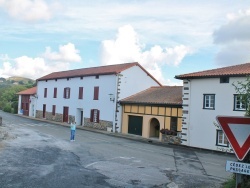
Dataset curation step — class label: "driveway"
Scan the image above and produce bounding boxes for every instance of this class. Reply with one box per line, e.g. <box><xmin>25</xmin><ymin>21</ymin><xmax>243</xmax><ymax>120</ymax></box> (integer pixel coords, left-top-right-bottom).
<box><xmin>0</xmin><ymin>111</ymin><xmax>236</xmax><ymax>187</ymax></box>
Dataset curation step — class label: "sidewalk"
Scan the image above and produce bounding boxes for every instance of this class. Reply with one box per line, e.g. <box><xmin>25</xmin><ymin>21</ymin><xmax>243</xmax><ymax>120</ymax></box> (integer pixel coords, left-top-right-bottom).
<box><xmin>15</xmin><ymin>114</ymin><xmax>173</xmax><ymax>147</ymax></box>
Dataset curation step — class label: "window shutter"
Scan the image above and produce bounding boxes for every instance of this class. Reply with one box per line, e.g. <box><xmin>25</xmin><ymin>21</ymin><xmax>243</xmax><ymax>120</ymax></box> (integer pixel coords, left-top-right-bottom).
<box><xmin>64</xmin><ymin>88</ymin><xmax>66</xmax><ymax>98</ymax></box>
<box><xmin>94</xmin><ymin>87</ymin><xmax>99</xmax><ymax>100</ymax></box>
<box><xmin>97</xmin><ymin>110</ymin><xmax>100</xmax><ymax>123</ymax></box>
<box><xmin>44</xmin><ymin>88</ymin><xmax>47</xmax><ymax>98</ymax></box>
<box><xmin>68</xmin><ymin>88</ymin><xmax>71</xmax><ymax>98</ymax></box>
<box><xmin>90</xmin><ymin>109</ymin><xmax>94</xmax><ymax>122</ymax></box>
<box><xmin>54</xmin><ymin>88</ymin><xmax>57</xmax><ymax>98</ymax></box>
<box><xmin>79</xmin><ymin>87</ymin><xmax>83</xmax><ymax>99</ymax></box>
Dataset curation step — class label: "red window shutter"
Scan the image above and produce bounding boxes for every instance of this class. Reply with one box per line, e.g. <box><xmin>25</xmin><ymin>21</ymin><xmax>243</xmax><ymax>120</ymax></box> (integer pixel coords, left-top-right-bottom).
<box><xmin>64</xmin><ymin>88</ymin><xmax>66</xmax><ymax>98</ymax></box>
<box><xmin>94</xmin><ymin>87</ymin><xmax>99</xmax><ymax>100</ymax></box>
<box><xmin>90</xmin><ymin>109</ymin><xmax>94</xmax><ymax>122</ymax></box>
<box><xmin>54</xmin><ymin>88</ymin><xmax>57</xmax><ymax>98</ymax></box>
<box><xmin>79</xmin><ymin>87</ymin><xmax>83</xmax><ymax>99</ymax></box>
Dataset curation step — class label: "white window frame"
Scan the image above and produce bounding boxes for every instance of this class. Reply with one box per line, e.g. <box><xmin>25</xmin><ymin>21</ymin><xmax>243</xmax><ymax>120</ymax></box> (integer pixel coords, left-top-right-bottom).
<box><xmin>93</xmin><ymin>109</ymin><xmax>98</xmax><ymax>123</ymax></box>
<box><xmin>234</xmin><ymin>94</ymin><xmax>246</xmax><ymax>111</ymax></box>
<box><xmin>203</xmin><ymin>94</ymin><xmax>215</xmax><ymax>109</ymax></box>
<box><xmin>216</xmin><ymin>130</ymin><xmax>229</xmax><ymax>147</ymax></box>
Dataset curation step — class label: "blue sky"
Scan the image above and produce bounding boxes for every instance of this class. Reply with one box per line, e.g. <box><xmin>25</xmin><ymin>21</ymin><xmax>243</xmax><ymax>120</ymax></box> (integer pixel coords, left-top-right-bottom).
<box><xmin>0</xmin><ymin>0</ymin><xmax>250</xmax><ymax>85</ymax></box>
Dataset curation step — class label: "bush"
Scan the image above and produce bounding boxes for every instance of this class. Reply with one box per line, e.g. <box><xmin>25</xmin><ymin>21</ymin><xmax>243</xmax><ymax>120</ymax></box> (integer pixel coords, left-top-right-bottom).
<box><xmin>222</xmin><ymin>177</ymin><xmax>235</xmax><ymax>188</ymax></box>
<box><xmin>3</xmin><ymin>105</ymin><xmax>11</xmax><ymax>113</ymax></box>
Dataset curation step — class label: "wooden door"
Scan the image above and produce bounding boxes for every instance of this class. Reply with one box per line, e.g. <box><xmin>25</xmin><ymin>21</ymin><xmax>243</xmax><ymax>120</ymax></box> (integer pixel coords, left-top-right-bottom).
<box><xmin>128</xmin><ymin>115</ymin><xmax>143</xmax><ymax>136</ymax></box>
<box><xmin>63</xmin><ymin>106</ymin><xmax>69</xmax><ymax>122</ymax></box>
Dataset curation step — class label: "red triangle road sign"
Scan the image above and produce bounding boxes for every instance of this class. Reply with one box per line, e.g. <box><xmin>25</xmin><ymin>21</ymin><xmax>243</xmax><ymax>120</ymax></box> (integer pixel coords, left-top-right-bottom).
<box><xmin>216</xmin><ymin>116</ymin><xmax>250</xmax><ymax>161</ymax></box>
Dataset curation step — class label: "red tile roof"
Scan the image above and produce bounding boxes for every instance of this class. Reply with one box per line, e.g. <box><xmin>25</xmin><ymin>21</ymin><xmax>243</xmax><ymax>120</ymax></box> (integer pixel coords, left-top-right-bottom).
<box><xmin>37</xmin><ymin>62</ymin><xmax>162</xmax><ymax>85</ymax></box>
<box><xmin>17</xmin><ymin>87</ymin><xmax>37</xmax><ymax>95</ymax></box>
<box><xmin>175</xmin><ymin>62</ymin><xmax>250</xmax><ymax>79</ymax></box>
<box><xmin>120</xmin><ymin>86</ymin><xmax>182</xmax><ymax>105</ymax></box>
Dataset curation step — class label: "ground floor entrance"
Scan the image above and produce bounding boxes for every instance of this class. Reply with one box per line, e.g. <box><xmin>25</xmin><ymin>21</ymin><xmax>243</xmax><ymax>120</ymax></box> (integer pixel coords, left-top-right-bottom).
<box><xmin>128</xmin><ymin>115</ymin><xmax>143</xmax><ymax>136</ymax></box>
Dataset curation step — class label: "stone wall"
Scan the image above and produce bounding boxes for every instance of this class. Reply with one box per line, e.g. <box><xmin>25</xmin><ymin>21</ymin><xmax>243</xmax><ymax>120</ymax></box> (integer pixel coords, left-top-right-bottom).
<box><xmin>36</xmin><ymin>110</ymin><xmax>64</xmax><ymax>123</ymax></box>
<box><xmin>84</xmin><ymin>118</ymin><xmax>112</xmax><ymax>130</ymax></box>
<box><xmin>162</xmin><ymin>134</ymin><xmax>181</xmax><ymax>144</ymax></box>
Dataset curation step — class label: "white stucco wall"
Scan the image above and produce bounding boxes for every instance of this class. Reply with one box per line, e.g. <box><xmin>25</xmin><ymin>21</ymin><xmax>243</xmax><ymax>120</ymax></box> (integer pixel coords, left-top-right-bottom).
<box><xmin>186</xmin><ymin>77</ymin><xmax>246</xmax><ymax>151</ymax></box>
<box><xmin>37</xmin><ymin>74</ymin><xmax>117</xmax><ymax>125</ymax></box>
<box><xmin>36</xmin><ymin>65</ymin><xmax>161</xmax><ymax>131</ymax></box>
<box><xmin>114</xmin><ymin>65</ymin><xmax>161</xmax><ymax>132</ymax></box>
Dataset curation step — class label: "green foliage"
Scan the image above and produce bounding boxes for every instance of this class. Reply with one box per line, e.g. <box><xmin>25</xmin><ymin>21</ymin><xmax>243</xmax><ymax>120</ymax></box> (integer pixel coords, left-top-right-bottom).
<box><xmin>3</xmin><ymin>104</ymin><xmax>11</xmax><ymax>113</ymax></box>
<box><xmin>0</xmin><ymin>85</ymin><xmax>27</xmax><ymax>113</ymax></box>
<box><xmin>232</xmin><ymin>76</ymin><xmax>250</xmax><ymax>116</ymax></box>
<box><xmin>222</xmin><ymin>178</ymin><xmax>235</xmax><ymax>188</ymax></box>
<box><xmin>232</xmin><ymin>76</ymin><xmax>250</xmax><ymax>187</ymax></box>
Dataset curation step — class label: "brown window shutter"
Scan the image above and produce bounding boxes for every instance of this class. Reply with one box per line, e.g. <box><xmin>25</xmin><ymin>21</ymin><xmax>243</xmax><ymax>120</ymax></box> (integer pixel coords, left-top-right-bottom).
<box><xmin>52</xmin><ymin>105</ymin><xmax>56</xmax><ymax>115</ymax></box>
<box><xmin>94</xmin><ymin>87</ymin><xmax>99</xmax><ymax>100</ymax></box>
<box><xmin>44</xmin><ymin>88</ymin><xmax>47</xmax><ymax>98</ymax></box>
<box><xmin>90</xmin><ymin>109</ymin><xmax>94</xmax><ymax>122</ymax></box>
<box><xmin>54</xmin><ymin>88</ymin><xmax>57</xmax><ymax>98</ymax></box>
<box><xmin>97</xmin><ymin>110</ymin><xmax>100</xmax><ymax>123</ymax></box>
<box><xmin>79</xmin><ymin>87</ymin><xmax>83</xmax><ymax>99</ymax></box>
<box><xmin>68</xmin><ymin>88</ymin><xmax>71</xmax><ymax>98</ymax></box>
<box><xmin>64</xmin><ymin>88</ymin><xmax>66</xmax><ymax>98</ymax></box>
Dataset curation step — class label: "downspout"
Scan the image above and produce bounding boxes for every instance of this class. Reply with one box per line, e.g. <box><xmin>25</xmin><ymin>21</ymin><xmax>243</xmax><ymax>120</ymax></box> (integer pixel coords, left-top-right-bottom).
<box><xmin>187</xmin><ymin>79</ymin><xmax>191</xmax><ymax>146</ymax></box>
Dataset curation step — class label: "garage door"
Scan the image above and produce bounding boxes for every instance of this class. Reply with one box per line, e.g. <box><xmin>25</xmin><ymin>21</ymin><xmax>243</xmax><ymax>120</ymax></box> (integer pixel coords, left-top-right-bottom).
<box><xmin>128</xmin><ymin>115</ymin><xmax>143</xmax><ymax>136</ymax></box>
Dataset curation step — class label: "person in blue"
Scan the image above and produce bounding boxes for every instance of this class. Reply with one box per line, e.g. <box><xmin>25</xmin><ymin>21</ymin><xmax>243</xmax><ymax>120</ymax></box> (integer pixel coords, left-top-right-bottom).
<box><xmin>70</xmin><ymin>121</ymin><xmax>76</xmax><ymax>141</ymax></box>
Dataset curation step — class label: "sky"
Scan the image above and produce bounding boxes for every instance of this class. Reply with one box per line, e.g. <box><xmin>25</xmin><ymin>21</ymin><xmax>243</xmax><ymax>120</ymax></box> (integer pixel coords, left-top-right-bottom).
<box><xmin>0</xmin><ymin>0</ymin><xmax>250</xmax><ymax>85</ymax></box>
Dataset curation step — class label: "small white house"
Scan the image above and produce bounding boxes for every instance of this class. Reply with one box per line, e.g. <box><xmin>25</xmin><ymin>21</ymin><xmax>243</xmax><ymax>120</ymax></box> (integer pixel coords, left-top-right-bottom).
<box><xmin>175</xmin><ymin>62</ymin><xmax>249</xmax><ymax>152</ymax></box>
<box><xmin>17</xmin><ymin>86</ymin><xmax>37</xmax><ymax>117</ymax></box>
<box><xmin>36</xmin><ymin>62</ymin><xmax>161</xmax><ymax>132</ymax></box>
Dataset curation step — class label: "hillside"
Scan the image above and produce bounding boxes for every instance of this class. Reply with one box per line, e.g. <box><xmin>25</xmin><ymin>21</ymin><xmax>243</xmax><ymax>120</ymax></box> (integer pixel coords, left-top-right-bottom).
<box><xmin>0</xmin><ymin>76</ymin><xmax>36</xmax><ymax>87</ymax></box>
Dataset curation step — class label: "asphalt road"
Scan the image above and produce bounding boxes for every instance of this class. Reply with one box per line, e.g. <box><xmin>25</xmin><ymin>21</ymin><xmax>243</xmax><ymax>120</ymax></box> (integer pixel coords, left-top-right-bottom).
<box><xmin>0</xmin><ymin>111</ymin><xmax>236</xmax><ymax>188</ymax></box>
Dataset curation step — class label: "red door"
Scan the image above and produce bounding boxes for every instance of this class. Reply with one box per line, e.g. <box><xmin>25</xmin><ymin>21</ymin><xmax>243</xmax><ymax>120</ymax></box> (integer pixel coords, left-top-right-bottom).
<box><xmin>63</xmin><ymin>107</ymin><xmax>69</xmax><ymax>122</ymax></box>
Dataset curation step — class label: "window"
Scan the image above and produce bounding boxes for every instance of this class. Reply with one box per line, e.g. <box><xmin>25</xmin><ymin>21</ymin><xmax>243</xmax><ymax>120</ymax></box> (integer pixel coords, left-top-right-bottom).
<box><xmin>53</xmin><ymin>88</ymin><xmax>57</xmax><ymax>98</ymax></box>
<box><xmin>64</xmin><ymin>87</ymin><xmax>70</xmax><ymax>99</ymax></box>
<box><xmin>79</xmin><ymin>87</ymin><xmax>83</xmax><ymax>99</ymax></box>
<box><xmin>95</xmin><ymin>75</ymin><xmax>99</xmax><ymax>79</ymax></box>
<box><xmin>220</xmin><ymin>77</ymin><xmax>229</xmax><ymax>83</ymax></box>
<box><xmin>52</xmin><ymin>105</ymin><xmax>56</xmax><ymax>115</ymax></box>
<box><xmin>170</xmin><ymin>117</ymin><xmax>177</xmax><ymax>132</ymax></box>
<box><xmin>44</xmin><ymin>88</ymin><xmax>47</xmax><ymax>98</ymax></box>
<box><xmin>203</xmin><ymin>94</ymin><xmax>215</xmax><ymax>109</ymax></box>
<box><xmin>93</xmin><ymin>86</ymin><xmax>99</xmax><ymax>100</ymax></box>
<box><xmin>216</xmin><ymin>130</ymin><xmax>229</xmax><ymax>147</ymax></box>
<box><xmin>234</xmin><ymin>94</ymin><xmax>246</xmax><ymax>111</ymax></box>
<box><xmin>90</xmin><ymin>109</ymin><xmax>100</xmax><ymax>123</ymax></box>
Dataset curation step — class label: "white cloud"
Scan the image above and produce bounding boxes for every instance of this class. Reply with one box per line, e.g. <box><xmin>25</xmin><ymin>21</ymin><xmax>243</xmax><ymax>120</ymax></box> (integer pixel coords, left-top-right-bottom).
<box><xmin>101</xmin><ymin>25</ymin><xmax>191</xmax><ymax>84</ymax></box>
<box><xmin>0</xmin><ymin>43</ymin><xmax>82</xmax><ymax>79</ymax></box>
<box><xmin>43</xmin><ymin>43</ymin><xmax>81</xmax><ymax>62</ymax></box>
<box><xmin>213</xmin><ymin>8</ymin><xmax>250</xmax><ymax>65</ymax></box>
<box><xmin>0</xmin><ymin>0</ymin><xmax>59</xmax><ymax>22</ymax></box>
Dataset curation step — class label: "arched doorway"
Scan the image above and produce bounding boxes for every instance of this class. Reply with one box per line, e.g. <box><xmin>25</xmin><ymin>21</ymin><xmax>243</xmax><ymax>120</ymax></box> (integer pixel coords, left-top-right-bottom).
<box><xmin>149</xmin><ymin>118</ymin><xmax>160</xmax><ymax>138</ymax></box>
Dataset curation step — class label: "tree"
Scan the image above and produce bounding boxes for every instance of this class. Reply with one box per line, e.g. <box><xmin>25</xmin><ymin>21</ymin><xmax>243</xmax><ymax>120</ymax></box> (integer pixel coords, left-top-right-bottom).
<box><xmin>233</xmin><ymin>76</ymin><xmax>250</xmax><ymax>187</ymax></box>
<box><xmin>0</xmin><ymin>85</ymin><xmax>26</xmax><ymax>112</ymax></box>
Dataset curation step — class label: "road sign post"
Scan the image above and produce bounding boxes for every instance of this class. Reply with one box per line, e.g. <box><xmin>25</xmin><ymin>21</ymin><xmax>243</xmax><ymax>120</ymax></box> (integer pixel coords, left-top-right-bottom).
<box><xmin>217</xmin><ymin>116</ymin><xmax>250</xmax><ymax>188</ymax></box>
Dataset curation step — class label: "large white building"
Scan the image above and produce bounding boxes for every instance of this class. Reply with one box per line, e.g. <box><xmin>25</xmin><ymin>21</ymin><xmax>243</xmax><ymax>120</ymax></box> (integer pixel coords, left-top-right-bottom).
<box><xmin>35</xmin><ymin>62</ymin><xmax>161</xmax><ymax>132</ymax></box>
<box><xmin>175</xmin><ymin>63</ymin><xmax>249</xmax><ymax>152</ymax></box>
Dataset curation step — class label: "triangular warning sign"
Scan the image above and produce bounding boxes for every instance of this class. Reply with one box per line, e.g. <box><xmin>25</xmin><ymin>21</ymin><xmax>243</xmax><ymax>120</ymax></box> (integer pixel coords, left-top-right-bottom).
<box><xmin>216</xmin><ymin>116</ymin><xmax>250</xmax><ymax>161</ymax></box>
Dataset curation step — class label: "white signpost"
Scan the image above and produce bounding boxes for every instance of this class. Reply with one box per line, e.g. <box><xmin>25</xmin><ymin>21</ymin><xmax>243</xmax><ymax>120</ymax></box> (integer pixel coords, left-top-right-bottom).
<box><xmin>226</xmin><ymin>161</ymin><xmax>250</xmax><ymax>176</ymax></box>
